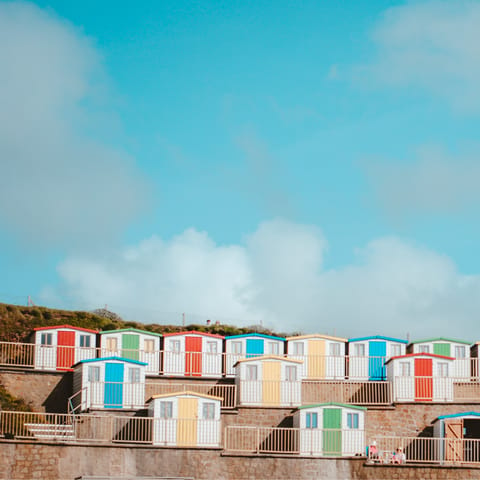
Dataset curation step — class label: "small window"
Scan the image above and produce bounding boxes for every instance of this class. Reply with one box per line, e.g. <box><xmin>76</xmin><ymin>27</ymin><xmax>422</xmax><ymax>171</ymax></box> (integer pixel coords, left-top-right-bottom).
<box><xmin>400</xmin><ymin>362</ymin><xmax>410</xmax><ymax>376</ymax></box>
<box><xmin>354</xmin><ymin>344</ymin><xmax>365</xmax><ymax>357</ymax></box>
<box><xmin>106</xmin><ymin>337</ymin><xmax>118</xmax><ymax>352</ymax></box>
<box><xmin>286</xmin><ymin>365</ymin><xmax>297</xmax><ymax>382</ymax></box>
<box><xmin>207</xmin><ymin>341</ymin><xmax>218</xmax><ymax>353</ymax></box>
<box><xmin>391</xmin><ymin>344</ymin><xmax>402</xmax><ymax>357</ymax></box>
<box><xmin>455</xmin><ymin>346</ymin><xmax>466</xmax><ymax>358</ymax></box>
<box><xmin>160</xmin><ymin>401</ymin><xmax>173</xmax><ymax>419</ymax></box>
<box><xmin>306</xmin><ymin>412</ymin><xmax>318</xmax><ymax>429</ymax></box>
<box><xmin>246</xmin><ymin>365</ymin><xmax>258</xmax><ymax>381</ymax></box>
<box><xmin>329</xmin><ymin>343</ymin><xmax>340</xmax><ymax>356</ymax></box>
<box><xmin>203</xmin><ymin>402</ymin><xmax>215</xmax><ymax>419</ymax></box>
<box><xmin>144</xmin><ymin>339</ymin><xmax>154</xmax><ymax>353</ymax></box>
<box><xmin>88</xmin><ymin>366</ymin><xmax>100</xmax><ymax>382</ymax></box>
<box><xmin>347</xmin><ymin>413</ymin><xmax>359</xmax><ymax>429</ymax></box>
<box><xmin>293</xmin><ymin>343</ymin><xmax>304</xmax><ymax>356</ymax></box>
<box><xmin>41</xmin><ymin>333</ymin><xmax>53</xmax><ymax>346</ymax></box>
<box><xmin>268</xmin><ymin>342</ymin><xmax>279</xmax><ymax>355</ymax></box>
<box><xmin>419</xmin><ymin>345</ymin><xmax>430</xmax><ymax>353</ymax></box>
<box><xmin>80</xmin><ymin>335</ymin><xmax>91</xmax><ymax>348</ymax></box>
<box><xmin>129</xmin><ymin>368</ymin><xmax>140</xmax><ymax>383</ymax></box>
<box><xmin>232</xmin><ymin>341</ymin><xmax>242</xmax><ymax>354</ymax></box>
<box><xmin>438</xmin><ymin>362</ymin><xmax>449</xmax><ymax>377</ymax></box>
<box><xmin>171</xmin><ymin>340</ymin><xmax>181</xmax><ymax>352</ymax></box>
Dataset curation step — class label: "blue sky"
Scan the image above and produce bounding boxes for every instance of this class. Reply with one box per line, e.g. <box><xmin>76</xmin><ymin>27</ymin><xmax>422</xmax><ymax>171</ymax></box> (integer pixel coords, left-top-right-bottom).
<box><xmin>1</xmin><ymin>0</ymin><xmax>480</xmax><ymax>338</ymax></box>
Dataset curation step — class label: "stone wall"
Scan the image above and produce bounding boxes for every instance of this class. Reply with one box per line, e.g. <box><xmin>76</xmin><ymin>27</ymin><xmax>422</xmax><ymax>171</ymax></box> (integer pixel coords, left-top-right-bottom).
<box><xmin>1</xmin><ymin>441</ymin><xmax>480</xmax><ymax>480</ymax></box>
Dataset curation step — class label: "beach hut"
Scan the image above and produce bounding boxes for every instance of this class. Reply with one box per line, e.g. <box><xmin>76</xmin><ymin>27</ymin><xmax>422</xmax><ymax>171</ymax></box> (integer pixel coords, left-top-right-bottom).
<box><xmin>162</xmin><ymin>331</ymin><xmax>224</xmax><ymax>378</ymax></box>
<box><xmin>433</xmin><ymin>412</ymin><xmax>480</xmax><ymax>463</ymax></box>
<box><xmin>99</xmin><ymin>328</ymin><xmax>161</xmax><ymax>375</ymax></box>
<box><xmin>386</xmin><ymin>353</ymin><xmax>455</xmax><ymax>402</ymax></box>
<box><xmin>32</xmin><ymin>325</ymin><xmax>97</xmax><ymax>371</ymax></box>
<box><xmin>408</xmin><ymin>338</ymin><xmax>472</xmax><ymax>379</ymax></box>
<box><xmin>224</xmin><ymin>333</ymin><xmax>286</xmax><ymax>376</ymax></box>
<box><xmin>286</xmin><ymin>334</ymin><xmax>347</xmax><ymax>380</ymax></box>
<box><xmin>347</xmin><ymin>335</ymin><xmax>408</xmax><ymax>381</ymax></box>
<box><xmin>234</xmin><ymin>355</ymin><xmax>303</xmax><ymax>407</ymax></box>
<box><xmin>293</xmin><ymin>403</ymin><xmax>366</xmax><ymax>457</ymax></box>
<box><xmin>147</xmin><ymin>391</ymin><xmax>222</xmax><ymax>447</ymax></box>
<box><xmin>72</xmin><ymin>357</ymin><xmax>147</xmax><ymax>411</ymax></box>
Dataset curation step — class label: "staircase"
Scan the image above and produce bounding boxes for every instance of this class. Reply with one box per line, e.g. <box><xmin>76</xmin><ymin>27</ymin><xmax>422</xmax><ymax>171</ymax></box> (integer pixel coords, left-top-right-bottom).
<box><xmin>25</xmin><ymin>422</ymin><xmax>75</xmax><ymax>441</ymax></box>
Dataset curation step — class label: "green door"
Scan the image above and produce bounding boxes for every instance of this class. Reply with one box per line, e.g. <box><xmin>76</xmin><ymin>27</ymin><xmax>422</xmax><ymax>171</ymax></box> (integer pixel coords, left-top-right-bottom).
<box><xmin>323</xmin><ymin>408</ymin><xmax>342</xmax><ymax>456</ymax></box>
<box><xmin>122</xmin><ymin>334</ymin><xmax>140</xmax><ymax>360</ymax></box>
<box><xmin>433</xmin><ymin>343</ymin><xmax>451</xmax><ymax>357</ymax></box>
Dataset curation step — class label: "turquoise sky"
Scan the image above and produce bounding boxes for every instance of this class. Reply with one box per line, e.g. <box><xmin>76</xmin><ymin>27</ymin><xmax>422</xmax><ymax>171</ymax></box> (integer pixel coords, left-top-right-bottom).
<box><xmin>1</xmin><ymin>0</ymin><xmax>480</xmax><ymax>338</ymax></box>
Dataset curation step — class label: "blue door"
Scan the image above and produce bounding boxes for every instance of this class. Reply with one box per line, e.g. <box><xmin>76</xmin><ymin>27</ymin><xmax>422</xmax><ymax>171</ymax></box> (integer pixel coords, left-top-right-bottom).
<box><xmin>246</xmin><ymin>338</ymin><xmax>264</xmax><ymax>358</ymax></box>
<box><xmin>368</xmin><ymin>341</ymin><xmax>386</xmax><ymax>380</ymax></box>
<box><xmin>104</xmin><ymin>362</ymin><xmax>124</xmax><ymax>408</ymax></box>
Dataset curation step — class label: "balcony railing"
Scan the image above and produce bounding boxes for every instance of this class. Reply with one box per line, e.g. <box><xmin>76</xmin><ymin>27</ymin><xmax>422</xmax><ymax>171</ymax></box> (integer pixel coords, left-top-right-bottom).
<box><xmin>237</xmin><ymin>380</ymin><xmax>302</xmax><ymax>407</ymax></box>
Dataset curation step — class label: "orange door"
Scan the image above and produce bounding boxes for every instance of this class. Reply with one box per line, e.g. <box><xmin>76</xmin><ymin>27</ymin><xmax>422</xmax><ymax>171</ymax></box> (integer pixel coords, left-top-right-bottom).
<box><xmin>414</xmin><ymin>358</ymin><xmax>433</xmax><ymax>401</ymax></box>
<box><xmin>57</xmin><ymin>331</ymin><xmax>75</xmax><ymax>370</ymax></box>
<box><xmin>445</xmin><ymin>420</ymin><xmax>463</xmax><ymax>462</ymax></box>
<box><xmin>185</xmin><ymin>337</ymin><xmax>202</xmax><ymax>376</ymax></box>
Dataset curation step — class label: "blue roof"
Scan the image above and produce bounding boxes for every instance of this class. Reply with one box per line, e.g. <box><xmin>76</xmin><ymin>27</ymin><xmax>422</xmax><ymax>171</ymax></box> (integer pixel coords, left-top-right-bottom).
<box><xmin>74</xmin><ymin>356</ymin><xmax>148</xmax><ymax>366</ymax></box>
<box><xmin>225</xmin><ymin>333</ymin><xmax>286</xmax><ymax>341</ymax></box>
<box><xmin>435</xmin><ymin>412</ymin><xmax>480</xmax><ymax>421</ymax></box>
<box><xmin>348</xmin><ymin>335</ymin><xmax>408</xmax><ymax>344</ymax></box>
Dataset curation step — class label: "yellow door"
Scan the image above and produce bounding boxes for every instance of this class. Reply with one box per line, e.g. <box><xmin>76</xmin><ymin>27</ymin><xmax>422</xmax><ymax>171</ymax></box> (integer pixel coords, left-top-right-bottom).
<box><xmin>308</xmin><ymin>340</ymin><xmax>325</xmax><ymax>379</ymax></box>
<box><xmin>177</xmin><ymin>397</ymin><xmax>197</xmax><ymax>446</ymax></box>
<box><xmin>263</xmin><ymin>361</ymin><xmax>281</xmax><ymax>405</ymax></box>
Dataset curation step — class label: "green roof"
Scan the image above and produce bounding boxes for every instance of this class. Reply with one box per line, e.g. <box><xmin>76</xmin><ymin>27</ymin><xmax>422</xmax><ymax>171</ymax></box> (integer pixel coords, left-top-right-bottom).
<box><xmin>409</xmin><ymin>337</ymin><xmax>471</xmax><ymax>346</ymax></box>
<box><xmin>297</xmin><ymin>402</ymin><xmax>367</xmax><ymax>411</ymax></box>
<box><xmin>99</xmin><ymin>327</ymin><xmax>162</xmax><ymax>337</ymax></box>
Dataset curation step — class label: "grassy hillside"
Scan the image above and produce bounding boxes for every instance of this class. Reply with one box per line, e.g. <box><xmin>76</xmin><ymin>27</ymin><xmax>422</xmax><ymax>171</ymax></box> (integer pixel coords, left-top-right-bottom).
<box><xmin>0</xmin><ymin>303</ymin><xmax>295</xmax><ymax>342</ymax></box>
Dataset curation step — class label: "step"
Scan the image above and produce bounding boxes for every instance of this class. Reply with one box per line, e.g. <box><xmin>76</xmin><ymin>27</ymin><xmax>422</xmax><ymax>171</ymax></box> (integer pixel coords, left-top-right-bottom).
<box><xmin>25</xmin><ymin>422</ymin><xmax>75</xmax><ymax>440</ymax></box>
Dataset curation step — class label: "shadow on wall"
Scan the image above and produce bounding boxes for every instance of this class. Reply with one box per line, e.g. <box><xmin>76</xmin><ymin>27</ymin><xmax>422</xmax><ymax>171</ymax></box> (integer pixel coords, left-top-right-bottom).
<box><xmin>43</xmin><ymin>373</ymin><xmax>73</xmax><ymax>413</ymax></box>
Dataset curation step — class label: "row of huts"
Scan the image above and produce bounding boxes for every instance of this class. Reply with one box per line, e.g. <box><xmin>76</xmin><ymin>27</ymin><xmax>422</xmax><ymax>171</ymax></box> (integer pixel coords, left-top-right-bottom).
<box><xmin>30</xmin><ymin>325</ymin><xmax>476</xmax><ymax>381</ymax></box>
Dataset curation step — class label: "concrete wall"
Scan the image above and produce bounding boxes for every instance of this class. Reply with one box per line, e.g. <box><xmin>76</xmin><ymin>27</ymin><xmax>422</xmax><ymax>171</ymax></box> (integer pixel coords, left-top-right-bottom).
<box><xmin>1</xmin><ymin>442</ymin><xmax>480</xmax><ymax>480</ymax></box>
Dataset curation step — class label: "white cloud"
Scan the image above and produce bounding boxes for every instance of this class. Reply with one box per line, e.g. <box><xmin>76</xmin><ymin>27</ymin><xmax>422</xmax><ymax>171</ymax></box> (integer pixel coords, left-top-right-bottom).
<box><xmin>46</xmin><ymin>219</ymin><xmax>480</xmax><ymax>339</ymax></box>
<box><xmin>0</xmin><ymin>2</ymin><xmax>148</xmax><ymax>247</ymax></box>
<box><xmin>364</xmin><ymin>0</ymin><xmax>480</xmax><ymax>111</ymax></box>
<box><xmin>362</xmin><ymin>145</ymin><xmax>480</xmax><ymax>217</ymax></box>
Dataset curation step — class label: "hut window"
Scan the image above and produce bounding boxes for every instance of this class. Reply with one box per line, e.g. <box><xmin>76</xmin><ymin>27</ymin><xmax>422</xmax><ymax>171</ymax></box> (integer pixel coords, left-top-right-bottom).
<box><xmin>293</xmin><ymin>343</ymin><xmax>304</xmax><ymax>356</ymax></box>
<box><xmin>354</xmin><ymin>344</ymin><xmax>365</xmax><ymax>357</ymax></box>
<box><xmin>455</xmin><ymin>346</ymin><xmax>466</xmax><ymax>358</ymax></box>
<box><xmin>144</xmin><ymin>339</ymin><xmax>154</xmax><ymax>353</ymax></box>
<box><xmin>106</xmin><ymin>337</ymin><xmax>118</xmax><ymax>352</ymax></box>
<box><xmin>207</xmin><ymin>341</ymin><xmax>218</xmax><ymax>353</ymax></box>
<box><xmin>400</xmin><ymin>362</ymin><xmax>410</xmax><ymax>376</ymax></box>
<box><xmin>246</xmin><ymin>365</ymin><xmax>258</xmax><ymax>381</ymax></box>
<box><xmin>128</xmin><ymin>368</ymin><xmax>140</xmax><ymax>383</ymax></box>
<box><xmin>203</xmin><ymin>402</ymin><xmax>215</xmax><ymax>420</ymax></box>
<box><xmin>391</xmin><ymin>344</ymin><xmax>402</xmax><ymax>357</ymax></box>
<box><xmin>347</xmin><ymin>413</ymin><xmax>359</xmax><ymax>429</ymax></box>
<box><xmin>88</xmin><ymin>366</ymin><xmax>100</xmax><ymax>382</ymax></box>
<box><xmin>80</xmin><ymin>335</ymin><xmax>91</xmax><ymax>348</ymax></box>
<box><xmin>329</xmin><ymin>343</ymin><xmax>340</xmax><ymax>356</ymax></box>
<box><xmin>232</xmin><ymin>342</ymin><xmax>242</xmax><ymax>354</ymax></box>
<box><xmin>40</xmin><ymin>333</ymin><xmax>53</xmax><ymax>346</ymax></box>
<box><xmin>171</xmin><ymin>340</ymin><xmax>181</xmax><ymax>352</ymax></box>
<box><xmin>419</xmin><ymin>345</ymin><xmax>430</xmax><ymax>353</ymax></box>
<box><xmin>267</xmin><ymin>342</ymin><xmax>279</xmax><ymax>355</ymax></box>
<box><xmin>160</xmin><ymin>401</ymin><xmax>173</xmax><ymax>419</ymax></box>
<box><xmin>438</xmin><ymin>363</ymin><xmax>449</xmax><ymax>377</ymax></box>
<box><xmin>306</xmin><ymin>412</ymin><xmax>318</xmax><ymax>429</ymax></box>
<box><xmin>286</xmin><ymin>365</ymin><xmax>297</xmax><ymax>382</ymax></box>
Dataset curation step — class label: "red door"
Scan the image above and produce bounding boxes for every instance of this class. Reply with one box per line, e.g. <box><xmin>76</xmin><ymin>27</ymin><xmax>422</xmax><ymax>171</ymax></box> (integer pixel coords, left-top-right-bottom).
<box><xmin>415</xmin><ymin>358</ymin><xmax>433</xmax><ymax>401</ymax></box>
<box><xmin>57</xmin><ymin>331</ymin><xmax>76</xmax><ymax>370</ymax></box>
<box><xmin>185</xmin><ymin>336</ymin><xmax>202</xmax><ymax>376</ymax></box>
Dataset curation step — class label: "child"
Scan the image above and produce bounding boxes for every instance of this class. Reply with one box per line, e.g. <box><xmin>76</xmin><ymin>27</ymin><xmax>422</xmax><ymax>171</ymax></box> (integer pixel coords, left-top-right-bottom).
<box><xmin>392</xmin><ymin>446</ymin><xmax>406</xmax><ymax>464</ymax></box>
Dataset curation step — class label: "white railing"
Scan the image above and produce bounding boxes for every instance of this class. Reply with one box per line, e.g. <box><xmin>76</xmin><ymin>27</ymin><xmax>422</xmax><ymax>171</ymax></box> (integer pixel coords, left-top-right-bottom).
<box><xmin>224</xmin><ymin>425</ymin><xmax>365</xmax><ymax>456</ymax></box>
<box><xmin>238</xmin><ymin>380</ymin><xmax>302</xmax><ymax>407</ymax></box>
<box><xmin>0</xmin><ymin>342</ymin><xmax>35</xmax><ymax>368</ymax></box>
<box><xmin>145</xmin><ymin>382</ymin><xmax>236</xmax><ymax>409</ymax></box>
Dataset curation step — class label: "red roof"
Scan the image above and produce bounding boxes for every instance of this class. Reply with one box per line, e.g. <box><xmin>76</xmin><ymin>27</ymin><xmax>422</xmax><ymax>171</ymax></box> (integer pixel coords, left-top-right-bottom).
<box><xmin>34</xmin><ymin>324</ymin><xmax>98</xmax><ymax>334</ymax></box>
<box><xmin>386</xmin><ymin>352</ymin><xmax>454</xmax><ymax>364</ymax></box>
<box><xmin>162</xmin><ymin>330</ymin><xmax>224</xmax><ymax>339</ymax></box>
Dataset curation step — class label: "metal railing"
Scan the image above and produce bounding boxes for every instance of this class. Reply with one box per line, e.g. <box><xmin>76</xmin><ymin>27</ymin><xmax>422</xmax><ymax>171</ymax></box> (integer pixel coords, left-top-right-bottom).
<box><xmin>224</xmin><ymin>425</ymin><xmax>366</xmax><ymax>456</ymax></box>
<box><xmin>145</xmin><ymin>382</ymin><xmax>236</xmax><ymax>409</ymax></box>
<box><xmin>0</xmin><ymin>341</ymin><xmax>35</xmax><ymax>368</ymax></box>
<box><xmin>238</xmin><ymin>380</ymin><xmax>302</xmax><ymax>407</ymax></box>
<box><xmin>371</xmin><ymin>436</ymin><xmax>480</xmax><ymax>465</ymax></box>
